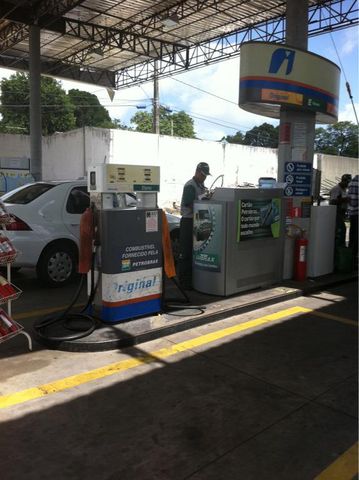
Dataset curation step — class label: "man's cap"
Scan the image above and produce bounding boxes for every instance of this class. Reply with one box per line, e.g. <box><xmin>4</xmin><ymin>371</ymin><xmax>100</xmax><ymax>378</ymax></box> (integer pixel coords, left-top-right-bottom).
<box><xmin>341</xmin><ymin>174</ymin><xmax>352</xmax><ymax>183</ymax></box>
<box><xmin>196</xmin><ymin>162</ymin><xmax>211</xmax><ymax>176</ymax></box>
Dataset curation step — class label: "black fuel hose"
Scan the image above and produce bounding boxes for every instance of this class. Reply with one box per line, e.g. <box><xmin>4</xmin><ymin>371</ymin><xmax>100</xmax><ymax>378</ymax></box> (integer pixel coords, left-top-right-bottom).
<box><xmin>33</xmin><ymin>267</ymin><xmax>98</xmax><ymax>342</ymax></box>
<box><xmin>162</xmin><ymin>276</ymin><xmax>206</xmax><ymax>316</ymax></box>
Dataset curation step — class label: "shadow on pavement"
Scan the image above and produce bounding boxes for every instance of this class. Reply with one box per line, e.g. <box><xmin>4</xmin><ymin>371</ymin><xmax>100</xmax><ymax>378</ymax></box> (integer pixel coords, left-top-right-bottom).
<box><xmin>1</xmin><ymin>298</ymin><xmax>358</xmax><ymax>480</ymax></box>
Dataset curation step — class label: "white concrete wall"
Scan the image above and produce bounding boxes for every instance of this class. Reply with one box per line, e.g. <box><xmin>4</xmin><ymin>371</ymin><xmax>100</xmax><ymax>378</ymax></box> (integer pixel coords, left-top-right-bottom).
<box><xmin>84</xmin><ymin>127</ymin><xmax>112</xmax><ymax>167</ymax></box>
<box><xmin>315</xmin><ymin>153</ymin><xmax>359</xmax><ymax>183</ymax></box>
<box><xmin>42</xmin><ymin>129</ymin><xmax>85</xmax><ymax>180</ymax></box>
<box><xmin>2</xmin><ymin>128</ymin><xmax>357</xmax><ymax>207</ymax></box>
<box><xmin>0</xmin><ymin>133</ymin><xmax>30</xmax><ymax>158</ymax></box>
<box><xmin>87</xmin><ymin>129</ymin><xmax>278</xmax><ymax>207</ymax></box>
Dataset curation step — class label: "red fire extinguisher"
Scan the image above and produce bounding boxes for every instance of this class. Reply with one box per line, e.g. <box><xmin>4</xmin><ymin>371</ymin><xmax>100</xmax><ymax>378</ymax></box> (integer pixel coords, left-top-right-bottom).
<box><xmin>294</xmin><ymin>230</ymin><xmax>308</xmax><ymax>282</ymax></box>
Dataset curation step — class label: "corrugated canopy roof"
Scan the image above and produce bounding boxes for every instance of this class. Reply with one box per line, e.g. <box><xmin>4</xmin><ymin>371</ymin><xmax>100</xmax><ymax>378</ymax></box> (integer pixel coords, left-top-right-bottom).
<box><xmin>0</xmin><ymin>0</ymin><xmax>357</xmax><ymax>89</ymax></box>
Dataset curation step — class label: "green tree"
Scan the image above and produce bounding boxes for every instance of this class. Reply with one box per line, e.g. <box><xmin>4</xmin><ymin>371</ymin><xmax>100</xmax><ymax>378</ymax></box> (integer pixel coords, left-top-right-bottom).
<box><xmin>112</xmin><ymin>118</ymin><xmax>131</xmax><ymax>130</ymax></box>
<box><xmin>0</xmin><ymin>73</ymin><xmax>76</xmax><ymax>135</ymax></box>
<box><xmin>224</xmin><ymin>131</ymin><xmax>245</xmax><ymax>144</ymax></box>
<box><xmin>68</xmin><ymin>89</ymin><xmax>115</xmax><ymax>128</ymax></box>
<box><xmin>243</xmin><ymin>123</ymin><xmax>279</xmax><ymax>148</ymax></box>
<box><xmin>224</xmin><ymin>123</ymin><xmax>279</xmax><ymax>147</ymax></box>
<box><xmin>314</xmin><ymin>121</ymin><xmax>358</xmax><ymax>158</ymax></box>
<box><xmin>130</xmin><ymin>110</ymin><xmax>153</xmax><ymax>133</ymax></box>
<box><xmin>130</xmin><ymin>107</ymin><xmax>196</xmax><ymax>138</ymax></box>
<box><xmin>170</xmin><ymin>110</ymin><xmax>196</xmax><ymax>138</ymax></box>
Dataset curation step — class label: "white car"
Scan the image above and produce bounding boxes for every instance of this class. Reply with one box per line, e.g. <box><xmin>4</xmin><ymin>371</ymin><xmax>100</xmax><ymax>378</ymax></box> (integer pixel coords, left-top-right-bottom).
<box><xmin>1</xmin><ymin>181</ymin><xmax>180</xmax><ymax>287</ymax></box>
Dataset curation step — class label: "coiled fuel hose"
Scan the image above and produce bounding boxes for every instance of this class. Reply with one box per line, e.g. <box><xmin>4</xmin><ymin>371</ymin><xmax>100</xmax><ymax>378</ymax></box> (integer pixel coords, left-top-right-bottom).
<box><xmin>33</xmin><ymin>268</ymin><xmax>98</xmax><ymax>343</ymax></box>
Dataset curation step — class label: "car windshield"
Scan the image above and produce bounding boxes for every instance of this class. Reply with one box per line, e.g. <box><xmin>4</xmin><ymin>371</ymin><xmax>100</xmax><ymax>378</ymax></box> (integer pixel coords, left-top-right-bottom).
<box><xmin>2</xmin><ymin>183</ymin><xmax>56</xmax><ymax>204</ymax></box>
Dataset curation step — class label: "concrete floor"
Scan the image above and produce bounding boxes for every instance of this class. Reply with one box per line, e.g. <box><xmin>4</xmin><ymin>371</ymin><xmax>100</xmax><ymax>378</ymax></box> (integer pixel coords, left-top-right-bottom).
<box><xmin>4</xmin><ymin>267</ymin><xmax>356</xmax><ymax>352</ymax></box>
<box><xmin>0</xmin><ymin>275</ymin><xmax>357</xmax><ymax>480</ymax></box>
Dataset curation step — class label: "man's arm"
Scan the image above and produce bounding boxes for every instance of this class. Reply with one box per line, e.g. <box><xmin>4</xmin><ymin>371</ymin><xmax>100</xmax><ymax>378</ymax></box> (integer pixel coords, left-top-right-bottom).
<box><xmin>329</xmin><ymin>185</ymin><xmax>348</xmax><ymax>205</ymax></box>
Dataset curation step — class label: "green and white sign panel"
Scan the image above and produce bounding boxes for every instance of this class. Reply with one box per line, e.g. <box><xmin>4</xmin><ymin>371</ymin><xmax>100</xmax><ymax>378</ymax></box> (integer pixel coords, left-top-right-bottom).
<box><xmin>193</xmin><ymin>203</ymin><xmax>223</xmax><ymax>271</ymax></box>
<box><xmin>237</xmin><ymin>198</ymin><xmax>281</xmax><ymax>241</ymax></box>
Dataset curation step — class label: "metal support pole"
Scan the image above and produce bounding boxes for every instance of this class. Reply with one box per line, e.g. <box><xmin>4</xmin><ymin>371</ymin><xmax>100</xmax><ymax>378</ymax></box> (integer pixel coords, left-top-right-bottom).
<box><xmin>278</xmin><ymin>0</ymin><xmax>315</xmax><ymax>219</ymax></box>
<box><xmin>29</xmin><ymin>25</ymin><xmax>42</xmax><ymax>181</ymax></box>
<box><xmin>286</xmin><ymin>0</ymin><xmax>308</xmax><ymax>49</ymax></box>
<box><xmin>83</xmin><ymin>126</ymin><xmax>87</xmax><ymax>176</ymax></box>
<box><xmin>153</xmin><ymin>60</ymin><xmax>160</xmax><ymax>134</ymax></box>
<box><xmin>278</xmin><ymin>0</ymin><xmax>317</xmax><ymax>278</ymax></box>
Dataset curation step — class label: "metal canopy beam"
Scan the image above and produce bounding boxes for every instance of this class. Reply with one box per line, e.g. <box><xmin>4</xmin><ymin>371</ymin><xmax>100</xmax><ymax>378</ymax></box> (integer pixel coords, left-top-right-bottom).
<box><xmin>0</xmin><ymin>1</ymin><xmax>65</xmax><ymax>32</ymax></box>
<box><xmin>0</xmin><ymin>0</ymin><xmax>84</xmax><ymax>53</ymax></box>
<box><xmin>0</xmin><ymin>0</ymin><xmax>356</xmax><ymax>90</ymax></box>
<box><xmin>125</xmin><ymin>0</ymin><xmax>230</xmax><ymax>36</ymax></box>
<box><xmin>115</xmin><ymin>0</ymin><xmax>359</xmax><ymax>88</ymax></box>
<box><xmin>63</xmin><ymin>18</ymin><xmax>189</xmax><ymax>65</ymax></box>
<box><xmin>0</xmin><ymin>55</ymin><xmax>116</xmax><ymax>88</ymax></box>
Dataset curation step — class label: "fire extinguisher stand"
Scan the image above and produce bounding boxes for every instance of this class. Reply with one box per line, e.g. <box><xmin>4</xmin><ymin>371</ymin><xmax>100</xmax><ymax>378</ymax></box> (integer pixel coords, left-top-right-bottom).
<box><xmin>294</xmin><ymin>229</ymin><xmax>308</xmax><ymax>282</ymax></box>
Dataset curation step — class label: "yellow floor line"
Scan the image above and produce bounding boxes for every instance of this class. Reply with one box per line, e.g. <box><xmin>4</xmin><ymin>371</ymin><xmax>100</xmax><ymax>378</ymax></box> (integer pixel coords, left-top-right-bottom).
<box><xmin>313</xmin><ymin>442</ymin><xmax>358</xmax><ymax>480</ymax></box>
<box><xmin>12</xmin><ymin>304</ymin><xmax>84</xmax><ymax>321</ymax></box>
<box><xmin>0</xmin><ymin>305</ymin><xmax>307</xmax><ymax>409</ymax></box>
<box><xmin>310</xmin><ymin>310</ymin><xmax>358</xmax><ymax>327</ymax></box>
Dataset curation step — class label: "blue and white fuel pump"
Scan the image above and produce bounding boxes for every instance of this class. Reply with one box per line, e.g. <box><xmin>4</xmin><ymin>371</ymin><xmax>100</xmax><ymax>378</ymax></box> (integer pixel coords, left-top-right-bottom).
<box><xmin>88</xmin><ymin>163</ymin><xmax>163</xmax><ymax>323</ymax></box>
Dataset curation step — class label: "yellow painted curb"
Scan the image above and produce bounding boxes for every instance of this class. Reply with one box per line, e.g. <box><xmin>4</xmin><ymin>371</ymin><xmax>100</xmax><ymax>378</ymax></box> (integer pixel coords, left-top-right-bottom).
<box><xmin>0</xmin><ymin>305</ymin><xmax>307</xmax><ymax>409</ymax></box>
<box><xmin>314</xmin><ymin>442</ymin><xmax>358</xmax><ymax>480</ymax></box>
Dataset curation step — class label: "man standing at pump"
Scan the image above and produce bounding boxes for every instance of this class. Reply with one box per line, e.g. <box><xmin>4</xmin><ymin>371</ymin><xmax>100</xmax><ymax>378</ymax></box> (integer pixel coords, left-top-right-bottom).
<box><xmin>347</xmin><ymin>174</ymin><xmax>358</xmax><ymax>268</ymax></box>
<box><xmin>329</xmin><ymin>173</ymin><xmax>352</xmax><ymax>248</ymax></box>
<box><xmin>178</xmin><ymin>162</ymin><xmax>211</xmax><ymax>290</ymax></box>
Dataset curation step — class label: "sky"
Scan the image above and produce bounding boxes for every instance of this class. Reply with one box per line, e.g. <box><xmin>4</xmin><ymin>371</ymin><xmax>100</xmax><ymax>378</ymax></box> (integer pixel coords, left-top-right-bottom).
<box><xmin>0</xmin><ymin>26</ymin><xmax>358</xmax><ymax>141</ymax></box>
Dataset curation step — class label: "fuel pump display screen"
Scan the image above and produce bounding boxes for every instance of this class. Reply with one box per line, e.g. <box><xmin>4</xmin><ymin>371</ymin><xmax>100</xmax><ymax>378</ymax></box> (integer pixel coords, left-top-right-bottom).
<box><xmin>88</xmin><ymin>164</ymin><xmax>160</xmax><ymax>193</ymax></box>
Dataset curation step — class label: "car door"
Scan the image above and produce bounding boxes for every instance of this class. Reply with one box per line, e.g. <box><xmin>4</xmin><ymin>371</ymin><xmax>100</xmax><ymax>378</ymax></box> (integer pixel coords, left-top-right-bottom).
<box><xmin>62</xmin><ymin>184</ymin><xmax>90</xmax><ymax>240</ymax></box>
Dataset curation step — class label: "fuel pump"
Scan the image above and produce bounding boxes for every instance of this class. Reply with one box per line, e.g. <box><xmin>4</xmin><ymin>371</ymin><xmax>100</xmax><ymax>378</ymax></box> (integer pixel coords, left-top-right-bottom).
<box><xmin>88</xmin><ymin>164</ymin><xmax>163</xmax><ymax>323</ymax></box>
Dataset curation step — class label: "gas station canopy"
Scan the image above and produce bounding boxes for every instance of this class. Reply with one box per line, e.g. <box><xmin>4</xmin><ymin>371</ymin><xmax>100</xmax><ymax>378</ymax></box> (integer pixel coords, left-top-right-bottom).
<box><xmin>0</xmin><ymin>0</ymin><xmax>357</xmax><ymax>89</ymax></box>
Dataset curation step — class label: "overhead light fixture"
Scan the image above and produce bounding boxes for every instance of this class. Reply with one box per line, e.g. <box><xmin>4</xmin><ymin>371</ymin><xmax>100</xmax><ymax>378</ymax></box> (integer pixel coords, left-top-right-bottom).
<box><xmin>92</xmin><ymin>47</ymin><xmax>104</xmax><ymax>57</ymax></box>
<box><xmin>161</xmin><ymin>13</ymin><xmax>179</xmax><ymax>28</ymax></box>
<box><xmin>89</xmin><ymin>46</ymin><xmax>105</xmax><ymax>59</ymax></box>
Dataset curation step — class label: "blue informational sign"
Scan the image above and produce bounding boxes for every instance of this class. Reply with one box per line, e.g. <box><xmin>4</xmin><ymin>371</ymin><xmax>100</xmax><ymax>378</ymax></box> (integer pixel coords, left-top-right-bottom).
<box><xmin>284</xmin><ymin>186</ymin><xmax>311</xmax><ymax>197</ymax></box>
<box><xmin>284</xmin><ymin>162</ymin><xmax>312</xmax><ymax>197</ymax></box>
<box><xmin>285</xmin><ymin>162</ymin><xmax>312</xmax><ymax>174</ymax></box>
<box><xmin>284</xmin><ymin>174</ymin><xmax>311</xmax><ymax>185</ymax></box>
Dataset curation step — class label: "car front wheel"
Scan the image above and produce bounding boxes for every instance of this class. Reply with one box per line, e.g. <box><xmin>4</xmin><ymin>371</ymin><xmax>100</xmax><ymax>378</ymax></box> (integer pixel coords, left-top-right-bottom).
<box><xmin>37</xmin><ymin>242</ymin><xmax>78</xmax><ymax>287</ymax></box>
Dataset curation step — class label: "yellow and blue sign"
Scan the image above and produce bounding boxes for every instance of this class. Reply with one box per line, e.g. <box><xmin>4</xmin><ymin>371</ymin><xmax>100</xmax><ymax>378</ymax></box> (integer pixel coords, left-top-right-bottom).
<box><xmin>239</xmin><ymin>42</ymin><xmax>340</xmax><ymax>124</ymax></box>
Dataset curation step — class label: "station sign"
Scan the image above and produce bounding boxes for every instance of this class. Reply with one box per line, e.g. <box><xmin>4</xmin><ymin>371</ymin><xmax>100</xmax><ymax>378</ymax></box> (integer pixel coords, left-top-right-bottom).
<box><xmin>239</xmin><ymin>42</ymin><xmax>340</xmax><ymax>124</ymax></box>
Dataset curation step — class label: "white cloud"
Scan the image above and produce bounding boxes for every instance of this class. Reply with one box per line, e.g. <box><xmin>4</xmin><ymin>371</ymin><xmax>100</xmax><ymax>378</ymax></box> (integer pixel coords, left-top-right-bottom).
<box><xmin>159</xmin><ymin>58</ymin><xmax>278</xmax><ymax>140</ymax></box>
<box><xmin>338</xmin><ymin>102</ymin><xmax>359</xmax><ymax>123</ymax></box>
<box><xmin>340</xmin><ymin>29</ymin><xmax>359</xmax><ymax>56</ymax></box>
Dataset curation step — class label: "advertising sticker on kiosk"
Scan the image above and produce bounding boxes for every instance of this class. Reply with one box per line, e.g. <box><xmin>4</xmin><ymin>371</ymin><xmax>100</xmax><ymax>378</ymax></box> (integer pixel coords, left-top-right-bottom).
<box><xmin>237</xmin><ymin>198</ymin><xmax>281</xmax><ymax>241</ymax></box>
<box><xmin>193</xmin><ymin>203</ymin><xmax>223</xmax><ymax>271</ymax></box>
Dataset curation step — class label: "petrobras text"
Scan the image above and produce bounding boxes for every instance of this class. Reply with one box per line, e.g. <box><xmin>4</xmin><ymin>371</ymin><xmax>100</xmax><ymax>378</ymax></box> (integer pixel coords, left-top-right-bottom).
<box><xmin>102</xmin><ymin>267</ymin><xmax>162</xmax><ymax>302</ymax></box>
